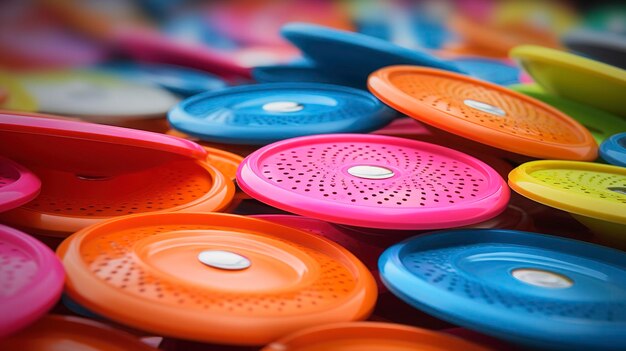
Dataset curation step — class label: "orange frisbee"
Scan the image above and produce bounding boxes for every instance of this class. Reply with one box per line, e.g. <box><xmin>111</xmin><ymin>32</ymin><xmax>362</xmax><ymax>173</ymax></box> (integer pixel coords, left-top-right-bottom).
<box><xmin>58</xmin><ymin>212</ymin><xmax>377</xmax><ymax>345</ymax></box>
<box><xmin>261</xmin><ymin>322</ymin><xmax>493</xmax><ymax>351</ymax></box>
<box><xmin>0</xmin><ymin>315</ymin><xmax>159</xmax><ymax>351</ymax></box>
<box><xmin>368</xmin><ymin>66</ymin><xmax>597</xmax><ymax>161</ymax></box>
<box><xmin>202</xmin><ymin>146</ymin><xmax>244</xmax><ymax>181</ymax></box>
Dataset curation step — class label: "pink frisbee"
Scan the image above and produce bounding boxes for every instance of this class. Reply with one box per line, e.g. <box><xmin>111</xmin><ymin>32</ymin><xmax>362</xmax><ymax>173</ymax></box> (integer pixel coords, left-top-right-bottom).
<box><xmin>237</xmin><ymin>134</ymin><xmax>509</xmax><ymax>230</ymax></box>
<box><xmin>0</xmin><ymin>156</ymin><xmax>41</xmax><ymax>212</ymax></box>
<box><xmin>0</xmin><ymin>224</ymin><xmax>64</xmax><ymax>337</ymax></box>
<box><xmin>0</xmin><ymin>113</ymin><xmax>207</xmax><ymax>178</ymax></box>
<box><xmin>117</xmin><ymin>28</ymin><xmax>251</xmax><ymax>79</ymax></box>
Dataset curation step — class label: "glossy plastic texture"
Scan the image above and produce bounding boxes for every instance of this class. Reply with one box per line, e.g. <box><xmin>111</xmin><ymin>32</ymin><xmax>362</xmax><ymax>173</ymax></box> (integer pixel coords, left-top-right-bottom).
<box><xmin>600</xmin><ymin>133</ymin><xmax>626</xmax><ymax>167</ymax></box>
<box><xmin>0</xmin><ymin>156</ymin><xmax>41</xmax><ymax>213</ymax></box>
<box><xmin>0</xmin><ymin>225</ymin><xmax>64</xmax><ymax>337</ymax></box>
<box><xmin>3</xmin><ymin>157</ymin><xmax>233</xmax><ymax>236</ymax></box>
<box><xmin>237</xmin><ymin>134</ymin><xmax>509</xmax><ymax>230</ymax></box>
<box><xmin>252</xmin><ymin>214</ymin><xmax>398</xmax><ymax>292</ymax></box>
<box><xmin>379</xmin><ymin>229</ymin><xmax>626</xmax><ymax>350</ymax></box>
<box><xmin>509</xmin><ymin>161</ymin><xmax>626</xmax><ymax>226</ymax></box>
<box><xmin>510</xmin><ymin>45</ymin><xmax>626</xmax><ymax>117</ymax></box>
<box><xmin>59</xmin><ymin>212</ymin><xmax>377</xmax><ymax>345</ymax></box>
<box><xmin>262</xmin><ymin>322</ymin><xmax>492</xmax><ymax>351</ymax></box>
<box><xmin>510</xmin><ymin>83</ymin><xmax>626</xmax><ymax>144</ymax></box>
<box><xmin>203</xmin><ymin>146</ymin><xmax>244</xmax><ymax>181</ymax></box>
<box><xmin>509</xmin><ymin>160</ymin><xmax>626</xmax><ymax>245</ymax></box>
<box><xmin>368</xmin><ymin>66</ymin><xmax>598</xmax><ymax>160</ymax></box>
<box><xmin>0</xmin><ymin>315</ymin><xmax>159</xmax><ymax>351</ymax></box>
<box><xmin>282</xmin><ymin>23</ymin><xmax>463</xmax><ymax>86</ymax></box>
<box><xmin>252</xmin><ymin>61</ymin><xmax>362</xmax><ymax>88</ymax></box>
<box><xmin>0</xmin><ymin>113</ymin><xmax>207</xmax><ymax>177</ymax></box>
<box><xmin>168</xmin><ymin>83</ymin><xmax>395</xmax><ymax>145</ymax></box>
<box><xmin>0</xmin><ymin>114</ymin><xmax>233</xmax><ymax>236</ymax></box>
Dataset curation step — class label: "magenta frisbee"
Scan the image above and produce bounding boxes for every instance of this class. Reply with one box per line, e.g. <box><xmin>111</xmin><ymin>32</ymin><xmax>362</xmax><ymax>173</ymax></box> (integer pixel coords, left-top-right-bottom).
<box><xmin>237</xmin><ymin>134</ymin><xmax>509</xmax><ymax>230</ymax></box>
<box><xmin>0</xmin><ymin>224</ymin><xmax>64</xmax><ymax>337</ymax></box>
<box><xmin>0</xmin><ymin>156</ymin><xmax>41</xmax><ymax>212</ymax></box>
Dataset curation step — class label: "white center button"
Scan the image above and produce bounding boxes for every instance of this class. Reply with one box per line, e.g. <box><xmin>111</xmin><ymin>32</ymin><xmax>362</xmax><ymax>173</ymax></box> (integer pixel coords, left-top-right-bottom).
<box><xmin>348</xmin><ymin>165</ymin><xmax>395</xmax><ymax>179</ymax></box>
<box><xmin>512</xmin><ymin>268</ymin><xmax>573</xmax><ymax>289</ymax></box>
<box><xmin>198</xmin><ymin>250</ymin><xmax>251</xmax><ymax>270</ymax></box>
<box><xmin>463</xmin><ymin>99</ymin><xmax>506</xmax><ymax>117</ymax></box>
<box><xmin>262</xmin><ymin>101</ymin><xmax>304</xmax><ymax>113</ymax></box>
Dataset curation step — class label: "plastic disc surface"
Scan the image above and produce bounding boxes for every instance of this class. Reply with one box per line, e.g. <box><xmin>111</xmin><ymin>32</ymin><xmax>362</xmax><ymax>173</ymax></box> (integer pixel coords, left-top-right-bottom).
<box><xmin>563</xmin><ymin>30</ymin><xmax>626</xmax><ymax>69</ymax></box>
<box><xmin>0</xmin><ymin>156</ymin><xmax>41</xmax><ymax>213</ymax></box>
<box><xmin>368</xmin><ymin>66</ymin><xmax>597</xmax><ymax>160</ymax></box>
<box><xmin>262</xmin><ymin>322</ymin><xmax>492</xmax><ymax>351</ymax></box>
<box><xmin>0</xmin><ymin>114</ymin><xmax>233</xmax><ymax>236</ymax></box>
<box><xmin>237</xmin><ymin>134</ymin><xmax>509</xmax><ymax>230</ymax></box>
<box><xmin>0</xmin><ymin>225</ymin><xmax>64</xmax><ymax>337</ymax></box>
<box><xmin>203</xmin><ymin>146</ymin><xmax>244</xmax><ymax>181</ymax></box>
<box><xmin>379</xmin><ymin>229</ymin><xmax>626</xmax><ymax>350</ymax></box>
<box><xmin>0</xmin><ymin>315</ymin><xmax>159</xmax><ymax>351</ymax></box>
<box><xmin>451</xmin><ymin>57</ymin><xmax>522</xmax><ymax>85</ymax></box>
<box><xmin>252</xmin><ymin>61</ymin><xmax>362</xmax><ymax>88</ymax></box>
<box><xmin>281</xmin><ymin>23</ymin><xmax>463</xmax><ymax>85</ymax></box>
<box><xmin>59</xmin><ymin>212</ymin><xmax>377</xmax><ymax>345</ymax></box>
<box><xmin>600</xmin><ymin>133</ymin><xmax>626</xmax><ymax>167</ymax></box>
<box><xmin>510</xmin><ymin>45</ymin><xmax>626</xmax><ymax>117</ymax></box>
<box><xmin>0</xmin><ymin>113</ymin><xmax>207</xmax><ymax>177</ymax></box>
<box><xmin>251</xmin><ymin>215</ymin><xmax>395</xmax><ymax>279</ymax></box>
<box><xmin>168</xmin><ymin>83</ymin><xmax>395</xmax><ymax>145</ymax></box>
<box><xmin>18</xmin><ymin>70</ymin><xmax>180</xmax><ymax>121</ymax></box>
<box><xmin>2</xmin><ymin>156</ymin><xmax>233</xmax><ymax>236</ymax></box>
<box><xmin>510</xmin><ymin>83</ymin><xmax>626</xmax><ymax>144</ymax></box>
<box><xmin>508</xmin><ymin>160</ymin><xmax>626</xmax><ymax>227</ymax></box>
<box><xmin>100</xmin><ymin>62</ymin><xmax>227</xmax><ymax>96</ymax></box>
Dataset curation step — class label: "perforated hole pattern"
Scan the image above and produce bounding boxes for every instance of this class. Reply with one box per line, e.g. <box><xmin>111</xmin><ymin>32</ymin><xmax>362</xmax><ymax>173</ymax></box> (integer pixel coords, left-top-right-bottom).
<box><xmin>25</xmin><ymin>161</ymin><xmax>213</xmax><ymax>216</ymax></box>
<box><xmin>0</xmin><ymin>241</ymin><xmax>38</xmax><ymax>297</ymax></box>
<box><xmin>80</xmin><ymin>224</ymin><xmax>358</xmax><ymax>316</ymax></box>
<box><xmin>390</xmin><ymin>72</ymin><xmax>585</xmax><ymax>143</ymax></box>
<box><xmin>259</xmin><ymin>141</ymin><xmax>490</xmax><ymax>208</ymax></box>
<box><xmin>530</xmin><ymin>169</ymin><xmax>626</xmax><ymax>204</ymax></box>
<box><xmin>183</xmin><ymin>91</ymin><xmax>377</xmax><ymax>126</ymax></box>
<box><xmin>402</xmin><ymin>244</ymin><xmax>625</xmax><ymax>322</ymax></box>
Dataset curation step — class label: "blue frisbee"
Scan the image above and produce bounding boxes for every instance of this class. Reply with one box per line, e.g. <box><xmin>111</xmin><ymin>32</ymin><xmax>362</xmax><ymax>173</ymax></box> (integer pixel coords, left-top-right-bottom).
<box><xmin>281</xmin><ymin>23</ymin><xmax>463</xmax><ymax>86</ymax></box>
<box><xmin>600</xmin><ymin>132</ymin><xmax>626</xmax><ymax>167</ymax></box>
<box><xmin>379</xmin><ymin>229</ymin><xmax>626</xmax><ymax>351</ymax></box>
<box><xmin>452</xmin><ymin>57</ymin><xmax>522</xmax><ymax>86</ymax></box>
<box><xmin>168</xmin><ymin>83</ymin><xmax>395</xmax><ymax>145</ymax></box>
<box><xmin>100</xmin><ymin>62</ymin><xmax>227</xmax><ymax>96</ymax></box>
<box><xmin>252</xmin><ymin>60</ymin><xmax>364</xmax><ymax>88</ymax></box>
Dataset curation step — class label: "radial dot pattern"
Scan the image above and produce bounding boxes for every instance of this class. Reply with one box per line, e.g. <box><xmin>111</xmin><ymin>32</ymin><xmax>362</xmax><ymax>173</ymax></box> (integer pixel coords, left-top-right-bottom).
<box><xmin>258</xmin><ymin>141</ymin><xmax>491</xmax><ymax>208</ymax></box>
